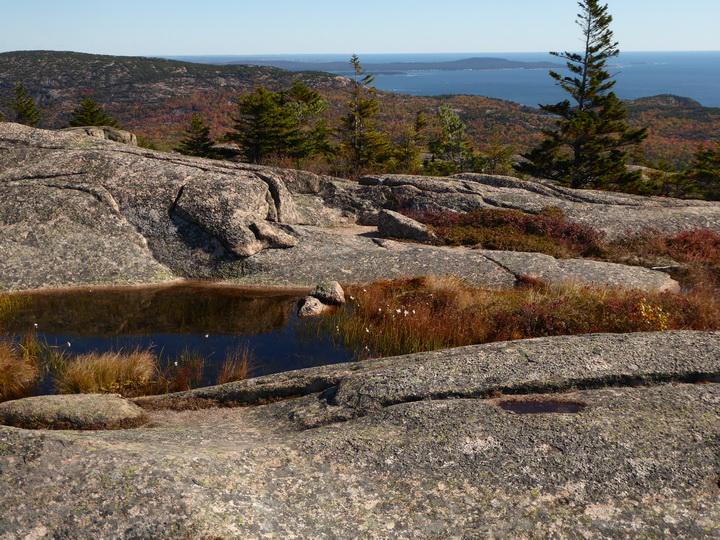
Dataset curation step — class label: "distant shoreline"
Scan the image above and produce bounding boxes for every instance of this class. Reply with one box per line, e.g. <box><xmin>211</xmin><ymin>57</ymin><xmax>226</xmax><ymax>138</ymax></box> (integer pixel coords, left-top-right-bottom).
<box><xmin>160</xmin><ymin>51</ymin><xmax>720</xmax><ymax>108</ymax></box>
<box><xmin>215</xmin><ymin>57</ymin><xmax>564</xmax><ymax>73</ymax></box>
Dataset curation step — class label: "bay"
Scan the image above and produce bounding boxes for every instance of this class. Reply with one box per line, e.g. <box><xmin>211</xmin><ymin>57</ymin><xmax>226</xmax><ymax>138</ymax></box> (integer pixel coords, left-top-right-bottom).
<box><xmin>168</xmin><ymin>51</ymin><xmax>720</xmax><ymax>108</ymax></box>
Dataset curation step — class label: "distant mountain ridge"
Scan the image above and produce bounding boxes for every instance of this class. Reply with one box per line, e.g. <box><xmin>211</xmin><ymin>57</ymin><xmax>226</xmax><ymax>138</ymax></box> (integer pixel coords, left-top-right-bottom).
<box><xmin>0</xmin><ymin>50</ymin><xmax>346</xmax><ymax>136</ymax></box>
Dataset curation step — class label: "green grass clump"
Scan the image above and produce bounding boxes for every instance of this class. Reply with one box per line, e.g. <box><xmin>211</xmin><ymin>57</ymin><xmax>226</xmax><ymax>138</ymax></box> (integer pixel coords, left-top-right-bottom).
<box><xmin>329</xmin><ymin>276</ymin><xmax>720</xmax><ymax>358</ymax></box>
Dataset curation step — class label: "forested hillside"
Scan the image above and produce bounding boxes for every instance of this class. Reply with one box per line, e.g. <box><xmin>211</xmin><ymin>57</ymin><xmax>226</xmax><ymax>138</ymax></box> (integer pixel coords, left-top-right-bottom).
<box><xmin>0</xmin><ymin>50</ymin><xmax>717</xmax><ymax>167</ymax></box>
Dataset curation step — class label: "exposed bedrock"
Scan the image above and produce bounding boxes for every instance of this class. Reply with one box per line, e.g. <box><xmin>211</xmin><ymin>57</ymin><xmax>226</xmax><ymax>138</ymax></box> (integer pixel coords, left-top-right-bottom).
<box><xmin>1</xmin><ymin>331</ymin><xmax>719</xmax><ymax>538</ymax></box>
<box><xmin>2</xmin><ymin>125</ymin><xmax>720</xmax><ymax>537</ymax></box>
<box><xmin>2</xmin><ymin>123</ymin><xmax>718</xmax><ymax>291</ymax></box>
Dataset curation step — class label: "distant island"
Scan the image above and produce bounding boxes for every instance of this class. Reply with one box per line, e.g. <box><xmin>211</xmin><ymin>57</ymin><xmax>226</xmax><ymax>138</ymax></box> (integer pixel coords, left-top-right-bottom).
<box><xmin>223</xmin><ymin>57</ymin><xmax>563</xmax><ymax>74</ymax></box>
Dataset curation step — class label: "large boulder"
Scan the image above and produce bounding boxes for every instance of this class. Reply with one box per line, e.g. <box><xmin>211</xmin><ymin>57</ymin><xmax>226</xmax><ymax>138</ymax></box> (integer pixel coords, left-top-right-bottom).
<box><xmin>0</xmin><ymin>394</ymin><xmax>147</xmax><ymax>430</ymax></box>
<box><xmin>377</xmin><ymin>208</ymin><xmax>436</xmax><ymax>242</ymax></box>
<box><xmin>62</xmin><ymin>126</ymin><xmax>138</xmax><ymax>146</ymax></box>
<box><xmin>171</xmin><ymin>176</ymin><xmax>277</xmax><ymax>257</ymax></box>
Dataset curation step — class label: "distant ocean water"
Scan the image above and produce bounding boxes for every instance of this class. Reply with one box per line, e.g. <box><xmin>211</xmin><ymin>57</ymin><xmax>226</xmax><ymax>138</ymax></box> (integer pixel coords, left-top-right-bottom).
<box><xmin>167</xmin><ymin>51</ymin><xmax>720</xmax><ymax>108</ymax></box>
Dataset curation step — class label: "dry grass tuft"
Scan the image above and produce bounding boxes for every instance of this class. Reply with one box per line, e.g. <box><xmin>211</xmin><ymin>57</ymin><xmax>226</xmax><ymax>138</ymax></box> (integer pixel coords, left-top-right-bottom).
<box><xmin>216</xmin><ymin>344</ymin><xmax>255</xmax><ymax>385</ymax></box>
<box><xmin>149</xmin><ymin>349</ymin><xmax>206</xmax><ymax>395</ymax></box>
<box><xmin>0</xmin><ymin>341</ymin><xmax>40</xmax><ymax>402</ymax></box>
<box><xmin>55</xmin><ymin>347</ymin><xmax>157</xmax><ymax>397</ymax></box>
<box><xmin>331</xmin><ymin>276</ymin><xmax>720</xmax><ymax>358</ymax></box>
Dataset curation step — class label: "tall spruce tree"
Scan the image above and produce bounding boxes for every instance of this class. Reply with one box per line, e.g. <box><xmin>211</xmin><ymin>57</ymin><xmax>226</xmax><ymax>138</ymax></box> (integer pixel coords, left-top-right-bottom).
<box><xmin>174</xmin><ymin>114</ymin><xmax>218</xmax><ymax>158</ymax></box>
<box><xmin>521</xmin><ymin>0</ymin><xmax>647</xmax><ymax>189</ymax></box>
<box><xmin>339</xmin><ymin>55</ymin><xmax>390</xmax><ymax>177</ymax></box>
<box><xmin>8</xmin><ymin>82</ymin><xmax>41</xmax><ymax>127</ymax></box>
<box><xmin>69</xmin><ymin>98</ymin><xmax>121</xmax><ymax>128</ymax></box>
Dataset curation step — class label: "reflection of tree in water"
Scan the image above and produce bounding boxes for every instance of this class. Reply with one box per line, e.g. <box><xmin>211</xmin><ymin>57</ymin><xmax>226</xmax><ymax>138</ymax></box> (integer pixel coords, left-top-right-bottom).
<box><xmin>4</xmin><ymin>284</ymin><xmax>300</xmax><ymax>337</ymax></box>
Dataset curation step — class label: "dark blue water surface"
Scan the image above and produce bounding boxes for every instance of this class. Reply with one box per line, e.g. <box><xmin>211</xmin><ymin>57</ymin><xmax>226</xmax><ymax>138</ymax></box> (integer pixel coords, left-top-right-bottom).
<box><xmin>170</xmin><ymin>51</ymin><xmax>720</xmax><ymax>108</ymax></box>
<box><xmin>369</xmin><ymin>52</ymin><xmax>720</xmax><ymax>108</ymax></box>
<box><xmin>3</xmin><ymin>283</ymin><xmax>355</xmax><ymax>392</ymax></box>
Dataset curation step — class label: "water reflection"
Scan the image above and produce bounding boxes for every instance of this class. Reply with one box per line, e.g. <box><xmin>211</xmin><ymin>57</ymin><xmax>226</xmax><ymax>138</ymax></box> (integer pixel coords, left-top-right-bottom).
<box><xmin>3</xmin><ymin>282</ymin><xmax>355</xmax><ymax>390</ymax></box>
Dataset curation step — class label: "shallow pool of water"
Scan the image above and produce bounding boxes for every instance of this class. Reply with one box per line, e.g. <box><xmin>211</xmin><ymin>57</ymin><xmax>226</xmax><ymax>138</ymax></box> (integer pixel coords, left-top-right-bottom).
<box><xmin>497</xmin><ymin>399</ymin><xmax>586</xmax><ymax>414</ymax></box>
<box><xmin>2</xmin><ymin>282</ymin><xmax>356</xmax><ymax>394</ymax></box>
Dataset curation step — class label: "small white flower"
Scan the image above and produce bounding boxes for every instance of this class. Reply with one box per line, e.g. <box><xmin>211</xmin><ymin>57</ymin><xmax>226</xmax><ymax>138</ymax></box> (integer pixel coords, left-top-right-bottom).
<box><xmin>396</xmin><ymin>309</ymin><xmax>402</xmax><ymax>314</ymax></box>
<box><xmin>174</xmin><ymin>361</ymin><xmax>178</xmax><ymax>366</ymax></box>
<box><xmin>66</xmin><ymin>342</ymin><xmax>71</xmax><ymax>347</ymax></box>
<box><xmin>33</xmin><ymin>323</ymin><xmax>38</xmax><ymax>329</ymax></box>
<box><xmin>404</xmin><ymin>310</ymin><xmax>409</xmax><ymax>316</ymax></box>
<box><xmin>365</xmin><ymin>327</ymin><xmax>370</xmax><ymax>333</ymax></box>
<box><xmin>205</xmin><ymin>334</ymin><xmax>209</xmax><ymax>338</ymax></box>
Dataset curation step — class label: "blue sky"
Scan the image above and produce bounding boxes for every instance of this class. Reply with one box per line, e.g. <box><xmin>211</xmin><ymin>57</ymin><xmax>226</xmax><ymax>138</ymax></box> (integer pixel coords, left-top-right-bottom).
<box><xmin>2</xmin><ymin>0</ymin><xmax>718</xmax><ymax>56</ymax></box>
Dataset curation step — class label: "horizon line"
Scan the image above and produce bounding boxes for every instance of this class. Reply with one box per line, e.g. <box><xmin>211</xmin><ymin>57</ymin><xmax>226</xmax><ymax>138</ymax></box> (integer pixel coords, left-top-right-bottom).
<box><xmin>2</xmin><ymin>49</ymin><xmax>720</xmax><ymax>57</ymax></box>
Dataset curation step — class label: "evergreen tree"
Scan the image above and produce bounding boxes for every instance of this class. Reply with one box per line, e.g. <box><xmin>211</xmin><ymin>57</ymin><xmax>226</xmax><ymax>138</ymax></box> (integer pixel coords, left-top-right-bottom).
<box><xmin>8</xmin><ymin>82</ymin><xmax>41</xmax><ymax>127</ymax></box>
<box><xmin>174</xmin><ymin>114</ymin><xmax>218</xmax><ymax>158</ymax></box>
<box><xmin>339</xmin><ymin>55</ymin><xmax>391</xmax><ymax>177</ymax></box>
<box><xmin>69</xmin><ymin>98</ymin><xmax>121</xmax><ymax>128</ymax></box>
<box><xmin>228</xmin><ymin>87</ymin><xmax>300</xmax><ymax>163</ymax></box>
<box><xmin>428</xmin><ymin>104</ymin><xmax>475</xmax><ymax>173</ymax></box>
<box><xmin>683</xmin><ymin>141</ymin><xmax>720</xmax><ymax>200</ymax></box>
<box><xmin>483</xmin><ymin>138</ymin><xmax>517</xmax><ymax>176</ymax></box>
<box><xmin>520</xmin><ymin>0</ymin><xmax>647</xmax><ymax>188</ymax></box>
<box><xmin>391</xmin><ymin>109</ymin><xmax>428</xmax><ymax>174</ymax></box>
<box><xmin>227</xmin><ymin>82</ymin><xmax>333</xmax><ymax>165</ymax></box>
<box><xmin>280</xmin><ymin>80</ymin><xmax>334</xmax><ymax>160</ymax></box>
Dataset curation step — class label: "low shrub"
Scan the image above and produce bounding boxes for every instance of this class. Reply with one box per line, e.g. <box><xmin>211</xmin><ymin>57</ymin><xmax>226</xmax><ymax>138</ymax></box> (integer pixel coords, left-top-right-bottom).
<box><xmin>606</xmin><ymin>228</ymin><xmax>720</xmax><ymax>292</ymax></box>
<box><xmin>403</xmin><ymin>207</ymin><xmax>605</xmax><ymax>258</ymax></box>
